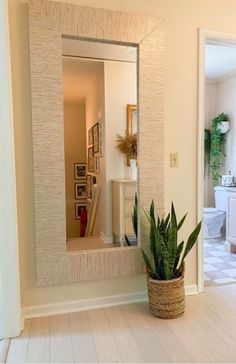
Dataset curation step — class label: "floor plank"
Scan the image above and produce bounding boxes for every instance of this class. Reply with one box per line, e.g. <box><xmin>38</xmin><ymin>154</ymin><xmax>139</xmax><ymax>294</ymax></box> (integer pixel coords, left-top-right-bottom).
<box><xmin>87</xmin><ymin>309</ymin><xmax>121</xmax><ymax>363</ymax></box>
<box><xmin>121</xmin><ymin>304</ymin><xmax>170</xmax><ymax>363</ymax></box>
<box><xmin>137</xmin><ymin>303</ymin><xmax>194</xmax><ymax>363</ymax></box>
<box><xmin>26</xmin><ymin>317</ymin><xmax>50</xmax><ymax>363</ymax></box>
<box><xmin>104</xmin><ymin>306</ymin><xmax>143</xmax><ymax>363</ymax></box>
<box><xmin>69</xmin><ymin>311</ymin><xmax>97</xmax><ymax>363</ymax></box>
<box><xmin>6</xmin><ymin>319</ymin><xmax>30</xmax><ymax>363</ymax></box>
<box><xmin>50</xmin><ymin>314</ymin><xmax>73</xmax><ymax>363</ymax></box>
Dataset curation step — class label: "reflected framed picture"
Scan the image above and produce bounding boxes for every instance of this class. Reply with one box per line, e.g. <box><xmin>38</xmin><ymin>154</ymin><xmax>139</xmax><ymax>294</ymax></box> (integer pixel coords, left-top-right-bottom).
<box><xmin>86</xmin><ymin>175</ymin><xmax>92</xmax><ymax>199</ymax></box>
<box><xmin>75</xmin><ymin>202</ymin><xmax>87</xmax><ymax>220</ymax></box>
<box><xmin>74</xmin><ymin>183</ymin><xmax>87</xmax><ymax>200</ymax></box>
<box><xmin>88</xmin><ymin>128</ymin><xmax>93</xmax><ymax>145</ymax></box>
<box><xmin>98</xmin><ymin>120</ymin><xmax>104</xmax><ymax>156</ymax></box>
<box><xmin>88</xmin><ymin>146</ymin><xmax>94</xmax><ymax>172</ymax></box>
<box><xmin>94</xmin><ymin>156</ymin><xmax>100</xmax><ymax>173</ymax></box>
<box><xmin>93</xmin><ymin>122</ymin><xmax>99</xmax><ymax>153</ymax></box>
<box><xmin>127</xmin><ymin>104</ymin><xmax>137</xmax><ymax>135</ymax></box>
<box><xmin>74</xmin><ymin>163</ymin><xmax>86</xmax><ymax>180</ymax></box>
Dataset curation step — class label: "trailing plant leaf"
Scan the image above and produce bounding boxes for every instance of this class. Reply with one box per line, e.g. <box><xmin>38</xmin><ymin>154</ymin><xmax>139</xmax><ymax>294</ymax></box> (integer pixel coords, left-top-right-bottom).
<box><xmin>210</xmin><ymin>113</ymin><xmax>228</xmax><ymax>185</ymax></box>
<box><xmin>204</xmin><ymin>128</ymin><xmax>211</xmax><ymax>174</ymax></box>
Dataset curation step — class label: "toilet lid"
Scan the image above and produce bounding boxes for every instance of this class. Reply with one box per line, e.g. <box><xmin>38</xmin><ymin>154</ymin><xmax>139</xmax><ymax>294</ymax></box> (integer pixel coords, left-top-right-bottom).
<box><xmin>204</xmin><ymin>207</ymin><xmax>218</xmax><ymax>214</ymax></box>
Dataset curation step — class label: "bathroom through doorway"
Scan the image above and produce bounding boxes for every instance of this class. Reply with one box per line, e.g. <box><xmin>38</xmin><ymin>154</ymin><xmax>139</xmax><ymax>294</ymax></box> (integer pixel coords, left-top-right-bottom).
<box><xmin>199</xmin><ymin>31</ymin><xmax>236</xmax><ymax>289</ymax></box>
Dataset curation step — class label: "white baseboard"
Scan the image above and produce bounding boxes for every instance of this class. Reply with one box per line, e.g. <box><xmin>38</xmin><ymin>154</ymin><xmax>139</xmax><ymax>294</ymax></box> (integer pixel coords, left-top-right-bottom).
<box><xmin>22</xmin><ymin>291</ymin><xmax>148</xmax><ymax>319</ymax></box>
<box><xmin>185</xmin><ymin>284</ymin><xmax>198</xmax><ymax>295</ymax></box>
<box><xmin>22</xmin><ymin>284</ymin><xmax>198</xmax><ymax>320</ymax></box>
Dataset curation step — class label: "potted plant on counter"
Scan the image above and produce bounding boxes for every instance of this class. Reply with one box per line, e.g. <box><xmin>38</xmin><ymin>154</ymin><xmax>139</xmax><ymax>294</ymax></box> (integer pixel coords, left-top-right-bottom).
<box><xmin>142</xmin><ymin>201</ymin><xmax>202</xmax><ymax>319</ymax></box>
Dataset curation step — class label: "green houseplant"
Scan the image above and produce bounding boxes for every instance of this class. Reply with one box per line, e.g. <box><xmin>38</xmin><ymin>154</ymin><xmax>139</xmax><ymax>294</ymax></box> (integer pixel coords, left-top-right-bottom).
<box><xmin>204</xmin><ymin>128</ymin><xmax>211</xmax><ymax>174</ymax></box>
<box><xmin>142</xmin><ymin>201</ymin><xmax>202</xmax><ymax>319</ymax></box>
<box><xmin>210</xmin><ymin>113</ymin><xmax>228</xmax><ymax>185</ymax></box>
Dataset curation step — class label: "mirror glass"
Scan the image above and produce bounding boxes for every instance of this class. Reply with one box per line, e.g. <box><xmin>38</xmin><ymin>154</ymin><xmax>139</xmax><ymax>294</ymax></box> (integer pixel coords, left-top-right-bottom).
<box><xmin>62</xmin><ymin>38</ymin><xmax>138</xmax><ymax>252</ymax></box>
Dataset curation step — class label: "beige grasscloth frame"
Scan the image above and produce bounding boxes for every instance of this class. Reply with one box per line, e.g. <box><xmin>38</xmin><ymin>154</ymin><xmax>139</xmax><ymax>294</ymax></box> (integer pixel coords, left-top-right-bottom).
<box><xmin>28</xmin><ymin>0</ymin><xmax>165</xmax><ymax>286</ymax></box>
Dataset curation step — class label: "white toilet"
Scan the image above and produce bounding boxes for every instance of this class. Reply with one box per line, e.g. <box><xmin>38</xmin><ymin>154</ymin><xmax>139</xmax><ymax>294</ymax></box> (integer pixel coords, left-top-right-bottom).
<box><xmin>204</xmin><ymin>186</ymin><xmax>227</xmax><ymax>239</ymax></box>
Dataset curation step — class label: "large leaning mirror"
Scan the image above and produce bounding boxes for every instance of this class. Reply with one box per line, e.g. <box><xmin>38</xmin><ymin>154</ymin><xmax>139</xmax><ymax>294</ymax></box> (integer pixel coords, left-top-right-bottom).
<box><xmin>28</xmin><ymin>0</ymin><xmax>165</xmax><ymax>286</ymax></box>
<box><xmin>63</xmin><ymin>38</ymin><xmax>138</xmax><ymax>252</ymax></box>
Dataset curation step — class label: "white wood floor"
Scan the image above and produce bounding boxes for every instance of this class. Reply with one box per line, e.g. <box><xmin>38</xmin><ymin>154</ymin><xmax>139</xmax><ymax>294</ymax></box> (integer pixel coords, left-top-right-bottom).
<box><xmin>6</xmin><ymin>284</ymin><xmax>236</xmax><ymax>363</ymax></box>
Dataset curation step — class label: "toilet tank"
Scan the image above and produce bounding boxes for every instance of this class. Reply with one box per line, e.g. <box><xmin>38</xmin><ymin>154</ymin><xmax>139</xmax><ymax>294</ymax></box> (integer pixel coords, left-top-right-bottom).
<box><xmin>214</xmin><ymin>186</ymin><xmax>228</xmax><ymax>212</ymax></box>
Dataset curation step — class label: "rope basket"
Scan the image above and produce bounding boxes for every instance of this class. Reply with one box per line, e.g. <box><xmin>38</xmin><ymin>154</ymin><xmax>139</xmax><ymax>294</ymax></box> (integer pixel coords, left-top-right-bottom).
<box><xmin>147</xmin><ymin>276</ymin><xmax>185</xmax><ymax>319</ymax></box>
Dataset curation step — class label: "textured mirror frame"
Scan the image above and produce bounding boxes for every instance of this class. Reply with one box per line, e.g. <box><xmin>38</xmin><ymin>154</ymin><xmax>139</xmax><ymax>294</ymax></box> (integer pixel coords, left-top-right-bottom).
<box><xmin>28</xmin><ymin>0</ymin><xmax>165</xmax><ymax>286</ymax></box>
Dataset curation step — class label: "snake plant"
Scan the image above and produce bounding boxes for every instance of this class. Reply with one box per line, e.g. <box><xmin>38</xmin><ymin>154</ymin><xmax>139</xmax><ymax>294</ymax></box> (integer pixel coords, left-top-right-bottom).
<box><xmin>125</xmin><ymin>193</ymin><xmax>138</xmax><ymax>246</ymax></box>
<box><xmin>142</xmin><ymin>201</ymin><xmax>202</xmax><ymax>280</ymax></box>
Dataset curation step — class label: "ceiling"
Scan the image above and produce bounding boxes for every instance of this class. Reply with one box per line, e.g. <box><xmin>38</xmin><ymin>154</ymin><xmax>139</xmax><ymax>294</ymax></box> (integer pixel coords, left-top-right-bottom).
<box><xmin>205</xmin><ymin>43</ymin><xmax>236</xmax><ymax>79</ymax></box>
<box><xmin>63</xmin><ymin>38</ymin><xmax>137</xmax><ymax>102</ymax></box>
<box><xmin>63</xmin><ymin>57</ymin><xmax>103</xmax><ymax>102</ymax></box>
<box><xmin>62</xmin><ymin>37</ymin><xmax>137</xmax><ymax>63</ymax></box>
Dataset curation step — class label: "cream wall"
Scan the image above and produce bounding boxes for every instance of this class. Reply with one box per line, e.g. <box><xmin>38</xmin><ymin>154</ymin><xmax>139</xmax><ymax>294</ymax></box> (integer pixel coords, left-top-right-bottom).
<box><xmin>64</xmin><ymin>101</ymin><xmax>86</xmax><ymax>238</ymax></box>
<box><xmin>104</xmin><ymin>60</ymin><xmax>137</xmax><ymax>240</ymax></box>
<box><xmin>9</xmin><ymin>0</ymin><xmax>236</xmax><ymax>308</ymax></box>
<box><xmin>85</xmin><ymin>61</ymin><xmax>104</xmax><ymax>236</ymax></box>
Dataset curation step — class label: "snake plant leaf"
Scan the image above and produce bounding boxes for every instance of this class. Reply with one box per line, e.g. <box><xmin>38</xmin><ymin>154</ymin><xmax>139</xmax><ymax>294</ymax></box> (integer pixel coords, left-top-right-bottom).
<box><xmin>132</xmin><ymin>206</ymin><xmax>138</xmax><ymax>238</ymax></box>
<box><xmin>132</xmin><ymin>192</ymin><xmax>138</xmax><ymax>237</ymax></box>
<box><xmin>177</xmin><ymin>213</ymin><xmax>187</xmax><ymax>231</ymax></box>
<box><xmin>149</xmin><ymin>214</ymin><xmax>161</xmax><ymax>273</ymax></box>
<box><xmin>171</xmin><ymin>202</ymin><xmax>177</xmax><ymax>229</ymax></box>
<box><xmin>156</xmin><ymin>228</ymin><xmax>172</xmax><ymax>279</ymax></box>
<box><xmin>164</xmin><ymin>213</ymin><xmax>170</xmax><ymax>230</ymax></box>
<box><xmin>141</xmin><ymin>249</ymin><xmax>159</xmax><ymax>279</ymax></box>
<box><xmin>180</xmin><ymin>221</ymin><xmax>202</xmax><ymax>266</ymax></box>
<box><xmin>167</xmin><ymin>222</ymin><xmax>178</xmax><ymax>276</ymax></box>
<box><xmin>149</xmin><ymin>200</ymin><xmax>156</xmax><ymax>228</ymax></box>
<box><xmin>173</xmin><ymin>240</ymin><xmax>184</xmax><ymax>273</ymax></box>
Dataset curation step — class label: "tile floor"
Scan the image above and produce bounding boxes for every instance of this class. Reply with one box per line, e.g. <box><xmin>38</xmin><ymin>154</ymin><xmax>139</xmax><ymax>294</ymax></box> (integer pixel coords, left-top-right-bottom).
<box><xmin>204</xmin><ymin>238</ymin><xmax>236</xmax><ymax>286</ymax></box>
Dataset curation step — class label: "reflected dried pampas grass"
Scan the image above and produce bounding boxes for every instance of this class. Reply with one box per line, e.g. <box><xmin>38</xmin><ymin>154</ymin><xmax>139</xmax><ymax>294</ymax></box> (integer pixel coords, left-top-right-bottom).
<box><xmin>116</xmin><ymin>133</ymin><xmax>137</xmax><ymax>160</ymax></box>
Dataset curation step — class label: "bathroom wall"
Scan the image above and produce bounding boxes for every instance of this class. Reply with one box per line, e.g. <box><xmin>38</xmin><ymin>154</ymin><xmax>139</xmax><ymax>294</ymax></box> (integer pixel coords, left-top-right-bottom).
<box><xmin>215</xmin><ymin>72</ymin><xmax>236</xmax><ymax>179</ymax></box>
<box><xmin>64</xmin><ymin>101</ymin><xmax>86</xmax><ymax>238</ymax></box>
<box><xmin>205</xmin><ymin>73</ymin><xmax>236</xmax><ymax>208</ymax></box>
<box><xmin>9</xmin><ymin>0</ymin><xmax>236</xmax><ymax>309</ymax></box>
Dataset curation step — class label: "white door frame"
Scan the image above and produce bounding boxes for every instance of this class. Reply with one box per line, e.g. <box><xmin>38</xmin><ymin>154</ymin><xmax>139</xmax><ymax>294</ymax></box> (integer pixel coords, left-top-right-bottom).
<box><xmin>0</xmin><ymin>0</ymin><xmax>21</xmax><ymax>338</ymax></box>
<box><xmin>197</xmin><ymin>29</ymin><xmax>236</xmax><ymax>292</ymax></box>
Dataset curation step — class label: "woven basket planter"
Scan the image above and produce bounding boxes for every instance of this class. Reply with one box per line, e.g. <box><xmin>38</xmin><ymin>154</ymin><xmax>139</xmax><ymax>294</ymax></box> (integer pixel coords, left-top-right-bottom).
<box><xmin>147</xmin><ymin>276</ymin><xmax>185</xmax><ymax>319</ymax></box>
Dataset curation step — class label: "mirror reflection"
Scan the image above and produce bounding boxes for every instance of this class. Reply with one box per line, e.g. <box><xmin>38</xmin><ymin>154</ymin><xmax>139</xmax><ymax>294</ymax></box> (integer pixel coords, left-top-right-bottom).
<box><xmin>63</xmin><ymin>38</ymin><xmax>138</xmax><ymax>252</ymax></box>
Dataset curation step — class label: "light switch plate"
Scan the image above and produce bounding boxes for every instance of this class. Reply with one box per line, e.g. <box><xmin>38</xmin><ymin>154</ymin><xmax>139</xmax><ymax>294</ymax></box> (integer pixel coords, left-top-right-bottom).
<box><xmin>170</xmin><ymin>153</ymin><xmax>179</xmax><ymax>167</ymax></box>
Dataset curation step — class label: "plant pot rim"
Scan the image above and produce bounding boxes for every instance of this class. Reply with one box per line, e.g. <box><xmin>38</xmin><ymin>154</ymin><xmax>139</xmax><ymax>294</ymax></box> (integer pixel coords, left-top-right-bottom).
<box><xmin>147</xmin><ymin>275</ymin><xmax>184</xmax><ymax>284</ymax></box>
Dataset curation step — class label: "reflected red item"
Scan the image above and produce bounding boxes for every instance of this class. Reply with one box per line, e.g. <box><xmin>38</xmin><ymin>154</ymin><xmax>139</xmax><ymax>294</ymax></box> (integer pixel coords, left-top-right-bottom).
<box><xmin>80</xmin><ymin>207</ymin><xmax>87</xmax><ymax>237</ymax></box>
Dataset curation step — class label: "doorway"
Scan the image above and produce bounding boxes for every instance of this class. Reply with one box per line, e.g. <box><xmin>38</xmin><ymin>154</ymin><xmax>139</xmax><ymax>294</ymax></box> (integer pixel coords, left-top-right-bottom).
<box><xmin>198</xmin><ymin>30</ymin><xmax>236</xmax><ymax>290</ymax></box>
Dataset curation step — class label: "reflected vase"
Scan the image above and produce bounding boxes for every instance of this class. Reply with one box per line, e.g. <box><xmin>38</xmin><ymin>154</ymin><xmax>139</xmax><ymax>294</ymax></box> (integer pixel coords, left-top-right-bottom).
<box><xmin>129</xmin><ymin>159</ymin><xmax>137</xmax><ymax>180</ymax></box>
